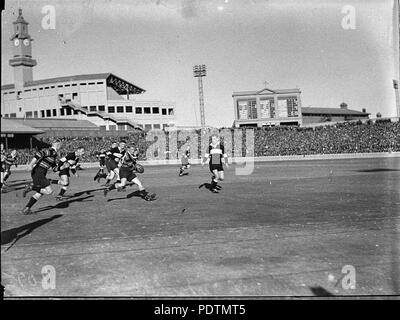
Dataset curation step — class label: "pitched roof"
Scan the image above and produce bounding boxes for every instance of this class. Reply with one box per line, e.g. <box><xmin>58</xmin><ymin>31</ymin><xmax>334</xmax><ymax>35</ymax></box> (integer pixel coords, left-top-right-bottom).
<box><xmin>301</xmin><ymin>107</ymin><xmax>370</xmax><ymax>116</ymax></box>
<box><xmin>1</xmin><ymin>118</ymin><xmax>44</xmax><ymax>134</ymax></box>
<box><xmin>1</xmin><ymin>73</ymin><xmax>146</xmax><ymax>95</ymax></box>
<box><xmin>233</xmin><ymin>87</ymin><xmax>301</xmax><ymax>96</ymax></box>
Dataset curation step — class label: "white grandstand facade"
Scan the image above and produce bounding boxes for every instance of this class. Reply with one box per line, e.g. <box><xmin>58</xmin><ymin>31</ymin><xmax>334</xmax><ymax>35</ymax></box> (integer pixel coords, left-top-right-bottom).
<box><xmin>1</xmin><ymin>9</ymin><xmax>176</xmax><ymax>131</ymax></box>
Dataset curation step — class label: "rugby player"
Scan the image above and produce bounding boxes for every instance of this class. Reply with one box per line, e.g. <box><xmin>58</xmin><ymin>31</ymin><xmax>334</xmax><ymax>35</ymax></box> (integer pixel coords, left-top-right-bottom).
<box><xmin>201</xmin><ymin>135</ymin><xmax>229</xmax><ymax>193</ymax></box>
<box><xmin>93</xmin><ymin>148</ymin><xmax>107</xmax><ymax>182</ymax></box>
<box><xmin>1</xmin><ymin>149</ymin><xmax>18</xmax><ymax>191</ymax></box>
<box><xmin>104</xmin><ymin>141</ymin><xmax>125</xmax><ymax>186</ymax></box>
<box><xmin>21</xmin><ymin>140</ymin><xmax>62</xmax><ymax>214</ymax></box>
<box><xmin>103</xmin><ymin>144</ymin><xmax>155</xmax><ymax>201</ymax></box>
<box><xmin>179</xmin><ymin>146</ymin><xmax>191</xmax><ymax>176</ymax></box>
<box><xmin>51</xmin><ymin>146</ymin><xmax>85</xmax><ymax>200</ymax></box>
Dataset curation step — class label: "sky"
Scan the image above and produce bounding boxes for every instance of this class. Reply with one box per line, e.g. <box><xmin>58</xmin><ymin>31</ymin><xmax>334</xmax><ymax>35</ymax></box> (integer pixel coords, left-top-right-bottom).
<box><xmin>1</xmin><ymin>0</ymin><xmax>399</xmax><ymax>127</ymax></box>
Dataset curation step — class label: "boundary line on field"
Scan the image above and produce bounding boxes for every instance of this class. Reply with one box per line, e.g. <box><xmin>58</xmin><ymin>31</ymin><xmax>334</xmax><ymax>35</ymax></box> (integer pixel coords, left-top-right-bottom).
<box><xmin>12</xmin><ymin>152</ymin><xmax>400</xmax><ymax>170</ymax></box>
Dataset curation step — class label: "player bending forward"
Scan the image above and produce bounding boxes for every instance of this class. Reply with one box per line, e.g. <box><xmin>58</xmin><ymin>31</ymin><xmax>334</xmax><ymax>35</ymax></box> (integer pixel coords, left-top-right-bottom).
<box><xmin>103</xmin><ymin>144</ymin><xmax>156</xmax><ymax>201</ymax></box>
<box><xmin>21</xmin><ymin>140</ymin><xmax>62</xmax><ymax>214</ymax></box>
<box><xmin>179</xmin><ymin>146</ymin><xmax>191</xmax><ymax>176</ymax></box>
<box><xmin>51</xmin><ymin>146</ymin><xmax>85</xmax><ymax>200</ymax></box>
<box><xmin>93</xmin><ymin>149</ymin><xmax>107</xmax><ymax>182</ymax></box>
<box><xmin>201</xmin><ymin>135</ymin><xmax>229</xmax><ymax>193</ymax></box>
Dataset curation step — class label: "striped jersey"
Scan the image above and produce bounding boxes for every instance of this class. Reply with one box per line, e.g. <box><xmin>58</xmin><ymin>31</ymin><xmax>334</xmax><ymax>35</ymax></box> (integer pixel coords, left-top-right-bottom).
<box><xmin>205</xmin><ymin>143</ymin><xmax>227</xmax><ymax>165</ymax></box>
<box><xmin>120</xmin><ymin>150</ymin><xmax>138</xmax><ymax>169</ymax></box>
<box><xmin>34</xmin><ymin>148</ymin><xmax>58</xmax><ymax>171</ymax></box>
<box><xmin>58</xmin><ymin>152</ymin><xmax>79</xmax><ymax>170</ymax></box>
<box><xmin>4</xmin><ymin>153</ymin><xmax>17</xmax><ymax>168</ymax></box>
<box><xmin>107</xmin><ymin>147</ymin><xmax>125</xmax><ymax>162</ymax></box>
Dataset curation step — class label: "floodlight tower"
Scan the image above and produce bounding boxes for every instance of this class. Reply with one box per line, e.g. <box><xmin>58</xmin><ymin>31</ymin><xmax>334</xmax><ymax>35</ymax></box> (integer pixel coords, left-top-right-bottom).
<box><xmin>193</xmin><ymin>64</ymin><xmax>207</xmax><ymax>128</ymax></box>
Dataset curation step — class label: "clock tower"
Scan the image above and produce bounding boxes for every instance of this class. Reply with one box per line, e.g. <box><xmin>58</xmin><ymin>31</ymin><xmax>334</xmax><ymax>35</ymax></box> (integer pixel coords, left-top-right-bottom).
<box><xmin>9</xmin><ymin>9</ymin><xmax>37</xmax><ymax>91</ymax></box>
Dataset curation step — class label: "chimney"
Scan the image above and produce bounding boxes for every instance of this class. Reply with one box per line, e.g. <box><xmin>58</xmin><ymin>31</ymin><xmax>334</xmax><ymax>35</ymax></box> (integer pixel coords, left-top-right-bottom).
<box><xmin>340</xmin><ymin>102</ymin><xmax>348</xmax><ymax>109</ymax></box>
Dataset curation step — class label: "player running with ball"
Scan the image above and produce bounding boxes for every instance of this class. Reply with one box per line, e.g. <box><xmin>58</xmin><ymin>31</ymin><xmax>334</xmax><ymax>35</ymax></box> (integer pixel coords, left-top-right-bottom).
<box><xmin>201</xmin><ymin>135</ymin><xmax>229</xmax><ymax>193</ymax></box>
<box><xmin>103</xmin><ymin>144</ymin><xmax>156</xmax><ymax>201</ymax></box>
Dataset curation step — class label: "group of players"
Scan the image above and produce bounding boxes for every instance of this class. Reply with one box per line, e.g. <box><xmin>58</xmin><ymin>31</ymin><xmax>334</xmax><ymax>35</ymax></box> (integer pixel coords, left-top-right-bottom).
<box><xmin>1</xmin><ymin>134</ymin><xmax>229</xmax><ymax>215</ymax></box>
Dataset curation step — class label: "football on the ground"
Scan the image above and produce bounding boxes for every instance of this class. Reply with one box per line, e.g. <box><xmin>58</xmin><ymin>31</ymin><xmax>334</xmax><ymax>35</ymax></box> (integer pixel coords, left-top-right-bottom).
<box><xmin>135</xmin><ymin>163</ymin><xmax>144</xmax><ymax>173</ymax></box>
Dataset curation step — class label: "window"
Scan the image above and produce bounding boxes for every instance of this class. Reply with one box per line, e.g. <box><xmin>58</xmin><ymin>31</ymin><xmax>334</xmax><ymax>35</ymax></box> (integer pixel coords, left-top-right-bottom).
<box><xmin>117</xmin><ymin>106</ymin><xmax>124</xmax><ymax>113</ymax></box>
<box><xmin>45</xmin><ymin>87</ymin><xmax>49</xmax><ymax>89</ymax></box>
<box><xmin>144</xmin><ymin>124</ymin><xmax>152</xmax><ymax>130</ymax></box>
<box><xmin>118</xmin><ymin>124</ymin><xmax>125</xmax><ymax>130</ymax></box>
<box><xmin>97</xmin><ymin>82</ymin><xmax>104</xmax><ymax>85</ymax></box>
<box><xmin>144</xmin><ymin>107</ymin><xmax>151</xmax><ymax>114</ymax></box>
<box><xmin>135</xmin><ymin>107</ymin><xmax>143</xmax><ymax>114</ymax></box>
<box><xmin>34</xmin><ymin>111</ymin><xmax>38</xmax><ymax>118</ymax></box>
<box><xmin>162</xmin><ymin>109</ymin><xmax>167</xmax><ymax>115</ymax></box>
<box><xmin>24</xmin><ymin>89</ymin><xmax>31</xmax><ymax>92</ymax></box>
<box><xmin>10</xmin><ymin>113</ymin><xmax>16</xmax><ymax>118</ymax></box>
<box><xmin>46</xmin><ymin>110</ymin><xmax>51</xmax><ymax>117</ymax></box>
<box><xmin>153</xmin><ymin>124</ymin><xmax>161</xmax><ymax>129</ymax></box>
<box><xmin>66</xmin><ymin>108</ymin><xmax>72</xmax><ymax>116</ymax></box>
<box><xmin>108</xmin><ymin>106</ymin><xmax>115</xmax><ymax>113</ymax></box>
<box><xmin>90</xmin><ymin>106</ymin><xmax>97</xmax><ymax>112</ymax></box>
<box><xmin>74</xmin><ymin>110</ymin><xmax>79</xmax><ymax>115</ymax></box>
<box><xmin>32</xmin><ymin>88</ymin><xmax>37</xmax><ymax>91</ymax></box>
<box><xmin>109</xmin><ymin>125</ymin><xmax>116</xmax><ymax>131</ymax></box>
<box><xmin>72</xmin><ymin>93</ymin><xmax>78</xmax><ymax>99</ymax></box>
<box><xmin>65</xmin><ymin>84</ymin><xmax>70</xmax><ymax>87</ymax></box>
<box><xmin>152</xmin><ymin>107</ymin><xmax>159</xmax><ymax>114</ymax></box>
<box><xmin>60</xmin><ymin>108</ymin><xmax>65</xmax><ymax>116</ymax></box>
<box><xmin>53</xmin><ymin>109</ymin><xmax>57</xmax><ymax>116</ymax></box>
<box><xmin>50</xmin><ymin>86</ymin><xmax>55</xmax><ymax>89</ymax></box>
<box><xmin>72</xmin><ymin>83</ymin><xmax>77</xmax><ymax>87</ymax></box>
<box><xmin>168</xmin><ymin>108</ymin><xmax>174</xmax><ymax>115</ymax></box>
<box><xmin>19</xmin><ymin>107</ymin><xmax>22</xmax><ymax>112</ymax></box>
<box><xmin>57</xmin><ymin>85</ymin><xmax>63</xmax><ymax>88</ymax></box>
<box><xmin>126</xmin><ymin>106</ymin><xmax>133</xmax><ymax>113</ymax></box>
<box><xmin>82</xmin><ymin>106</ymin><xmax>88</xmax><ymax>110</ymax></box>
<box><xmin>41</xmin><ymin>110</ymin><xmax>45</xmax><ymax>117</ymax></box>
<box><xmin>4</xmin><ymin>114</ymin><xmax>9</xmax><ymax>118</ymax></box>
<box><xmin>98</xmin><ymin>105</ymin><xmax>105</xmax><ymax>112</ymax></box>
<box><xmin>80</xmin><ymin>83</ymin><xmax>87</xmax><ymax>86</ymax></box>
<box><xmin>99</xmin><ymin>125</ymin><xmax>106</xmax><ymax>131</ymax></box>
<box><xmin>88</xmin><ymin>82</ymin><xmax>95</xmax><ymax>85</ymax></box>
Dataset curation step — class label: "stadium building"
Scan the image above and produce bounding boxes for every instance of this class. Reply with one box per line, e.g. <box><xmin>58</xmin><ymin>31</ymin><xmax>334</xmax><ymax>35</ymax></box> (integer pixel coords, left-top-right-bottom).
<box><xmin>233</xmin><ymin>88</ymin><xmax>370</xmax><ymax>127</ymax></box>
<box><xmin>1</xmin><ymin>9</ymin><xmax>176</xmax><ymax>131</ymax></box>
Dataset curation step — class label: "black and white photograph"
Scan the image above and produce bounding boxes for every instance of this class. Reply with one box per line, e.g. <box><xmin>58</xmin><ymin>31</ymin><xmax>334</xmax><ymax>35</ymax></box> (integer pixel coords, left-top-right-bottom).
<box><xmin>1</xmin><ymin>0</ymin><xmax>399</xmax><ymax>303</ymax></box>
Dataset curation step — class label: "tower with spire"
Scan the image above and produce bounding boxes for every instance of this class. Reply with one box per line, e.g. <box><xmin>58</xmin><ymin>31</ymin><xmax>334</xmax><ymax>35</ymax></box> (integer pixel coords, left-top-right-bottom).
<box><xmin>9</xmin><ymin>9</ymin><xmax>37</xmax><ymax>91</ymax></box>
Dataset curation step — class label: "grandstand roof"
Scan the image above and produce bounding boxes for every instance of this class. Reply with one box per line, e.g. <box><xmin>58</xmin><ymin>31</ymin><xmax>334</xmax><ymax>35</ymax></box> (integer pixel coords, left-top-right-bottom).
<box><xmin>1</xmin><ymin>119</ymin><xmax>44</xmax><ymax>134</ymax></box>
<box><xmin>1</xmin><ymin>73</ymin><xmax>146</xmax><ymax>95</ymax></box>
<box><xmin>232</xmin><ymin>87</ymin><xmax>301</xmax><ymax>96</ymax></box>
<box><xmin>301</xmin><ymin>107</ymin><xmax>370</xmax><ymax>116</ymax></box>
<box><xmin>10</xmin><ymin>118</ymin><xmax>99</xmax><ymax>130</ymax></box>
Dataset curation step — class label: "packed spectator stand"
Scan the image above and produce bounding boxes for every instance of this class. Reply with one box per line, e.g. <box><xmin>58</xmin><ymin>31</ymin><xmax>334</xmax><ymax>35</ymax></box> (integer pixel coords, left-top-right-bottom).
<box><xmin>4</xmin><ymin>119</ymin><xmax>400</xmax><ymax>165</ymax></box>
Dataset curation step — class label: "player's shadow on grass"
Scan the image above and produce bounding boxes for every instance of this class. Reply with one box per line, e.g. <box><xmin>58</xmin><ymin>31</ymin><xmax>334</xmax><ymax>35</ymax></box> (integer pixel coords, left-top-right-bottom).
<box><xmin>106</xmin><ymin>190</ymin><xmax>143</xmax><ymax>202</ymax></box>
<box><xmin>309</xmin><ymin>286</ymin><xmax>335</xmax><ymax>297</ymax></box>
<box><xmin>34</xmin><ymin>195</ymin><xmax>94</xmax><ymax>214</ymax></box>
<box><xmin>198</xmin><ymin>183</ymin><xmax>217</xmax><ymax>193</ymax></box>
<box><xmin>357</xmin><ymin>168</ymin><xmax>400</xmax><ymax>173</ymax></box>
<box><xmin>69</xmin><ymin>187</ymin><xmax>107</xmax><ymax>198</ymax></box>
<box><xmin>1</xmin><ymin>214</ymin><xmax>62</xmax><ymax>251</ymax></box>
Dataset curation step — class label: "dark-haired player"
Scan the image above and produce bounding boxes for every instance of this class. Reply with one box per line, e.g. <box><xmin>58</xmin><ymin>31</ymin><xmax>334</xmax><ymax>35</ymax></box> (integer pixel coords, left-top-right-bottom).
<box><xmin>104</xmin><ymin>145</ymin><xmax>156</xmax><ymax>201</ymax></box>
<box><xmin>52</xmin><ymin>146</ymin><xmax>85</xmax><ymax>200</ymax></box>
<box><xmin>104</xmin><ymin>141</ymin><xmax>125</xmax><ymax>186</ymax></box>
<box><xmin>93</xmin><ymin>148</ymin><xmax>107</xmax><ymax>182</ymax></box>
<box><xmin>21</xmin><ymin>140</ymin><xmax>62</xmax><ymax>214</ymax></box>
<box><xmin>179</xmin><ymin>146</ymin><xmax>191</xmax><ymax>176</ymax></box>
<box><xmin>201</xmin><ymin>135</ymin><xmax>229</xmax><ymax>193</ymax></box>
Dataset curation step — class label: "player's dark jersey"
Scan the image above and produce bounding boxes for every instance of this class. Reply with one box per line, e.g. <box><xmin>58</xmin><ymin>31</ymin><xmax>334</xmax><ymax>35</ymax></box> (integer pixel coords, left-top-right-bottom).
<box><xmin>4</xmin><ymin>153</ymin><xmax>17</xmax><ymax>169</ymax></box>
<box><xmin>205</xmin><ymin>143</ymin><xmax>227</xmax><ymax>165</ymax></box>
<box><xmin>57</xmin><ymin>152</ymin><xmax>79</xmax><ymax>171</ymax></box>
<box><xmin>106</xmin><ymin>147</ymin><xmax>125</xmax><ymax>162</ymax></box>
<box><xmin>120</xmin><ymin>151</ymin><xmax>137</xmax><ymax>169</ymax></box>
<box><xmin>34</xmin><ymin>148</ymin><xmax>58</xmax><ymax>171</ymax></box>
<box><xmin>97</xmin><ymin>150</ymin><xmax>107</xmax><ymax>161</ymax></box>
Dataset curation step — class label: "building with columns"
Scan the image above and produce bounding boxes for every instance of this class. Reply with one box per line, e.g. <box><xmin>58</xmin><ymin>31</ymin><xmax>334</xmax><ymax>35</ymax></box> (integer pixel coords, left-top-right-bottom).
<box><xmin>1</xmin><ymin>9</ymin><xmax>176</xmax><ymax>131</ymax></box>
<box><xmin>233</xmin><ymin>87</ymin><xmax>302</xmax><ymax>127</ymax></box>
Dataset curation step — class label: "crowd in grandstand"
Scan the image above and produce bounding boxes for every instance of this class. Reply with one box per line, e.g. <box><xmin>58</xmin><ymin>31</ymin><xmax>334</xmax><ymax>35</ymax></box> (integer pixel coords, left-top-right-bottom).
<box><xmin>3</xmin><ymin>119</ymin><xmax>399</xmax><ymax>165</ymax></box>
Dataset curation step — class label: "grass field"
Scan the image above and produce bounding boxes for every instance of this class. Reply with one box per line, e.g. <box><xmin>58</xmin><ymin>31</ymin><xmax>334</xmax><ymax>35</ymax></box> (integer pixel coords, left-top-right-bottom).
<box><xmin>1</xmin><ymin>157</ymin><xmax>399</xmax><ymax>297</ymax></box>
